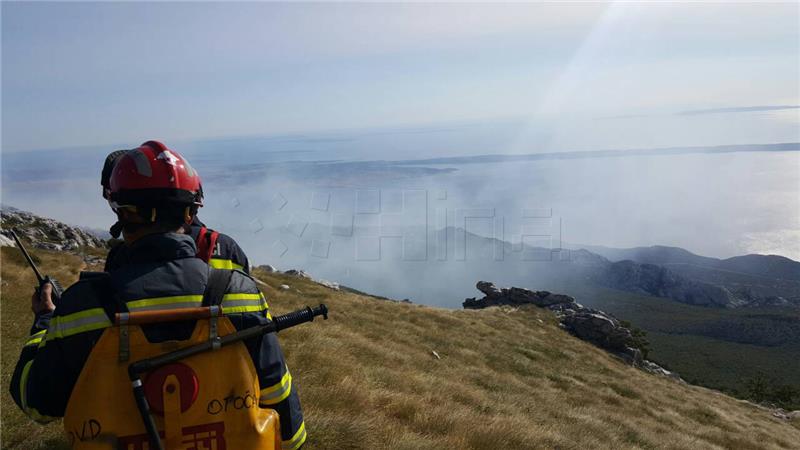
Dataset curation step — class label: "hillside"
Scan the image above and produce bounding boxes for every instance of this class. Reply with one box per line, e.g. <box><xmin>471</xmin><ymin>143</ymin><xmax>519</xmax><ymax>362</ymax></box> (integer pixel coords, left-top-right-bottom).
<box><xmin>574</xmin><ymin>244</ymin><xmax>800</xmax><ymax>306</ymax></box>
<box><xmin>2</xmin><ymin>247</ymin><xmax>799</xmax><ymax>449</ymax></box>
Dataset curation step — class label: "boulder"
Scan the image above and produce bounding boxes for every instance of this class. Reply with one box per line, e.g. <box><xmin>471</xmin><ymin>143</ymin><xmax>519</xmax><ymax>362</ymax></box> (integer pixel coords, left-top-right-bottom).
<box><xmin>640</xmin><ymin>360</ymin><xmax>683</xmax><ymax>381</ymax></box>
<box><xmin>0</xmin><ymin>232</ymin><xmax>16</xmax><ymax>247</ymax></box>
<box><xmin>617</xmin><ymin>346</ymin><xmax>643</xmax><ymax>366</ymax></box>
<box><xmin>561</xmin><ymin>311</ymin><xmax>631</xmax><ymax>351</ymax></box>
<box><xmin>284</xmin><ymin>269</ymin><xmax>312</xmax><ymax>279</ymax></box>
<box><xmin>316</xmin><ymin>279</ymin><xmax>340</xmax><ymax>291</ymax></box>
<box><xmin>280</xmin><ymin>268</ymin><xmax>342</xmax><ymax>291</ymax></box>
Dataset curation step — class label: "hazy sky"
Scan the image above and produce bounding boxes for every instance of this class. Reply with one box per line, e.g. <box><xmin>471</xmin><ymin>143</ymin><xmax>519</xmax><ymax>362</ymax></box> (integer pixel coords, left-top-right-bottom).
<box><xmin>2</xmin><ymin>2</ymin><xmax>799</xmax><ymax>152</ymax></box>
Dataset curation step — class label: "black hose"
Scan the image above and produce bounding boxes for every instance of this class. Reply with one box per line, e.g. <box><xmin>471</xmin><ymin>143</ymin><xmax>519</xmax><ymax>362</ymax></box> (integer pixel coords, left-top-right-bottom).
<box><xmin>274</xmin><ymin>304</ymin><xmax>328</xmax><ymax>332</ymax></box>
<box><xmin>131</xmin><ymin>378</ymin><xmax>164</xmax><ymax>450</ymax></box>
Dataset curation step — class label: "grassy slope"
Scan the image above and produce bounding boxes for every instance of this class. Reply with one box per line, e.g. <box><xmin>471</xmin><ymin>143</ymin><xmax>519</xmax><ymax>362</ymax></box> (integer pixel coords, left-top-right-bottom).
<box><xmin>1</xmin><ymin>247</ymin><xmax>93</xmax><ymax>450</ymax></box>
<box><xmin>2</xmin><ymin>248</ymin><xmax>799</xmax><ymax>449</ymax></box>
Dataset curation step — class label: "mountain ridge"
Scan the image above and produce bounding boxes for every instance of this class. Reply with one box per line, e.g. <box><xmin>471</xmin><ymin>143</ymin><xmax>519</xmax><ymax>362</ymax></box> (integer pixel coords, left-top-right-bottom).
<box><xmin>570</xmin><ymin>243</ymin><xmax>800</xmax><ymax>281</ymax></box>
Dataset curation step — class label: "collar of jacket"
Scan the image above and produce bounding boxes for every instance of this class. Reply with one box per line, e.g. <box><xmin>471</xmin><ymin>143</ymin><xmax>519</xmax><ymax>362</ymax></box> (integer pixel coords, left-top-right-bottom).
<box><xmin>126</xmin><ymin>232</ymin><xmax>198</xmax><ymax>264</ymax></box>
<box><xmin>191</xmin><ymin>215</ymin><xmax>206</xmax><ymax>228</ymax></box>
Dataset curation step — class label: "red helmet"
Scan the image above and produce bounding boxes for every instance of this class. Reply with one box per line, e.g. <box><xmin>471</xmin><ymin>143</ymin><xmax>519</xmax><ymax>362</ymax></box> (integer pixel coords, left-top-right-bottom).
<box><xmin>107</xmin><ymin>141</ymin><xmax>203</xmax><ymax>208</ymax></box>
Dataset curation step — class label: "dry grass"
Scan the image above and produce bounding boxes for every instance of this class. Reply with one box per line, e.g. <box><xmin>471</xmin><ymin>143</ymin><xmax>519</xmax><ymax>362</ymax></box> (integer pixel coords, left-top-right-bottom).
<box><xmin>2</xmin><ymin>249</ymin><xmax>799</xmax><ymax>449</ymax></box>
<box><xmin>1</xmin><ymin>247</ymin><xmax>94</xmax><ymax>450</ymax></box>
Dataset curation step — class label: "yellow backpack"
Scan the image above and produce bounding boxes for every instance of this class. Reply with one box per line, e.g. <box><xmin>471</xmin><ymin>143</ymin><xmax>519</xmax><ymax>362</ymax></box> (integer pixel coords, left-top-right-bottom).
<box><xmin>63</xmin><ymin>307</ymin><xmax>281</xmax><ymax>450</ymax></box>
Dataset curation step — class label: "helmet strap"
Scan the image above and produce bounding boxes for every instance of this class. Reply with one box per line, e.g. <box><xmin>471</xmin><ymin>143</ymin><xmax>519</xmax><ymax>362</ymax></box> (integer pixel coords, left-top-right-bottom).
<box><xmin>109</xmin><ymin>221</ymin><xmax>124</xmax><ymax>239</ymax></box>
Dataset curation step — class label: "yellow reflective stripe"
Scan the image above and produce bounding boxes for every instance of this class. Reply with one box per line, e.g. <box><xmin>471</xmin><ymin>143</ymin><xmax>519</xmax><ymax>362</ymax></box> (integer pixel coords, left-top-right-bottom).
<box><xmin>209</xmin><ymin>258</ymin><xmax>244</xmax><ymax>270</ymax></box>
<box><xmin>20</xmin><ymin>360</ymin><xmax>32</xmax><ymax>410</ymax></box>
<box><xmin>19</xmin><ymin>360</ymin><xmax>56</xmax><ymax>424</ymax></box>
<box><xmin>282</xmin><ymin>421</ymin><xmax>307</xmax><ymax>450</ymax></box>
<box><xmin>222</xmin><ymin>293</ymin><xmax>263</xmax><ymax>301</ymax></box>
<box><xmin>261</xmin><ymin>369</ymin><xmax>291</xmax><ymax>395</ymax></box>
<box><xmin>24</xmin><ymin>330</ymin><xmax>47</xmax><ymax>347</ymax></box>
<box><xmin>45</xmin><ymin>308</ymin><xmax>111</xmax><ymax>341</ymax></box>
<box><xmin>127</xmin><ymin>295</ymin><xmax>203</xmax><ymax>312</ymax></box>
<box><xmin>260</xmin><ymin>368</ymin><xmax>292</xmax><ymax>405</ymax></box>
<box><xmin>27</xmin><ymin>406</ymin><xmax>57</xmax><ymax>424</ymax></box>
<box><xmin>222</xmin><ymin>305</ymin><xmax>268</xmax><ymax>314</ymax></box>
<box><xmin>221</xmin><ymin>293</ymin><xmax>269</xmax><ymax>315</ymax></box>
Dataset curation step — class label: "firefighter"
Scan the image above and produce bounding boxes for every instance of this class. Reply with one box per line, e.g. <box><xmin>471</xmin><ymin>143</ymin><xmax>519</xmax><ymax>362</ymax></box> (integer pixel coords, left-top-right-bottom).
<box><xmin>9</xmin><ymin>141</ymin><xmax>306</xmax><ymax>449</ymax></box>
<box><xmin>101</xmin><ymin>145</ymin><xmax>250</xmax><ymax>273</ymax></box>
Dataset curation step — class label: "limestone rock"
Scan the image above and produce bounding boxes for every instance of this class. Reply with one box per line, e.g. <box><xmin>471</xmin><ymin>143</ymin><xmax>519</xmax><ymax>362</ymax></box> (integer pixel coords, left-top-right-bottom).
<box><xmin>317</xmin><ymin>279</ymin><xmax>340</xmax><ymax>291</ymax></box>
<box><xmin>0</xmin><ymin>233</ymin><xmax>16</xmax><ymax>247</ymax></box>
<box><xmin>464</xmin><ymin>282</ymin><xmax>576</xmax><ymax>309</ymax></box>
<box><xmin>284</xmin><ymin>269</ymin><xmax>312</xmax><ymax>279</ymax></box>
<box><xmin>560</xmin><ymin>311</ymin><xmax>631</xmax><ymax>351</ymax></box>
<box><xmin>640</xmin><ymin>360</ymin><xmax>683</xmax><ymax>381</ymax></box>
<box><xmin>1</xmin><ymin>206</ymin><xmax>107</xmax><ymax>251</ymax></box>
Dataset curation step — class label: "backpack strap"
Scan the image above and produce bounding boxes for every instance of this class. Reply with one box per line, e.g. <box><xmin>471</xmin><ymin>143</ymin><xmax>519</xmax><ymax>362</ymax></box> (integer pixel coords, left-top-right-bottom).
<box><xmin>203</xmin><ymin>268</ymin><xmax>233</xmax><ymax>307</ymax></box>
<box><xmin>195</xmin><ymin>226</ymin><xmax>220</xmax><ymax>263</ymax></box>
<box><xmin>87</xmin><ymin>272</ymin><xmax>128</xmax><ymax>321</ymax></box>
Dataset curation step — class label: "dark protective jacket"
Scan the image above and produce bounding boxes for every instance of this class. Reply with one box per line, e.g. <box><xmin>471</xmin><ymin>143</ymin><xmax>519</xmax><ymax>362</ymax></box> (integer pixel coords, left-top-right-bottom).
<box><xmin>105</xmin><ymin>217</ymin><xmax>250</xmax><ymax>273</ymax></box>
<box><xmin>10</xmin><ymin>233</ymin><xmax>306</xmax><ymax>449</ymax></box>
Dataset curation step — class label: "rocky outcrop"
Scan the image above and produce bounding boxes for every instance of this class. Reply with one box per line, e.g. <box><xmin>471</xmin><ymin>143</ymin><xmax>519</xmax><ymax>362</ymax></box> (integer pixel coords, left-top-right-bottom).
<box><xmin>561</xmin><ymin>312</ymin><xmax>635</xmax><ymax>353</ymax></box>
<box><xmin>1</xmin><ymin>206</ymin><xmax>107</xmax><ymax>251</ymax></box>
<box><xmin>464</xmin><ymin>281</ymin><xmax>576</xmax><ymax>309</ymax></box>
<box><xmin>0</xmin><ymin>233</ymin><xmax>15</xmax><ymax>248</ymax></box>
<box><xmin>259</xmin><ymin>267</ymin><xmax>341</xmax><ymax>291</ymax></box>
<box><xmin>464</xmin><ymin>281</ymin><xmax>681</xmax><ymax>380</ymax></box>
<box><xmin>597</xmin><ymin>260</ymin><xmax>740</xmax><ymax>307</ymax></box>
<box><xmin>284</xmin><ymin>269</ymin><xmax>313</xmax><ymax>279</ymax></box>
<box><xmin>315</xmin><ymin>279</ymin><xmax>340</xmax><ymax>291</ymax></box>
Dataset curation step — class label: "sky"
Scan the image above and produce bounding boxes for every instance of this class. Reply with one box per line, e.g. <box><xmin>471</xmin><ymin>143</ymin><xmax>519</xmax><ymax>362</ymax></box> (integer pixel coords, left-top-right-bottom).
<box><xmin>2</xmin><ymin>2</ymin><xmax>799</xmax><ymax>153</ymax></box>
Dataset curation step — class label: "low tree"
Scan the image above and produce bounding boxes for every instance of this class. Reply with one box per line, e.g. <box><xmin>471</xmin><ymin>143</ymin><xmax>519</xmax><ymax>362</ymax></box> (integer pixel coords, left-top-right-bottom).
<box><xmin>620</xmin><ymin>320</ymin><xmax>651</xmax><ymax>359</ymax></box>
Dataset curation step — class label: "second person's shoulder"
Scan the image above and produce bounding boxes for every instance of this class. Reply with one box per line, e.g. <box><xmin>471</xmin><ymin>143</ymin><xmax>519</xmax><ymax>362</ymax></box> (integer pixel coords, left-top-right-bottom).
<box><xmin>226</xmin><ymin>268</ymin><xmax>260</xmax><ymax>294</ymax></box>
